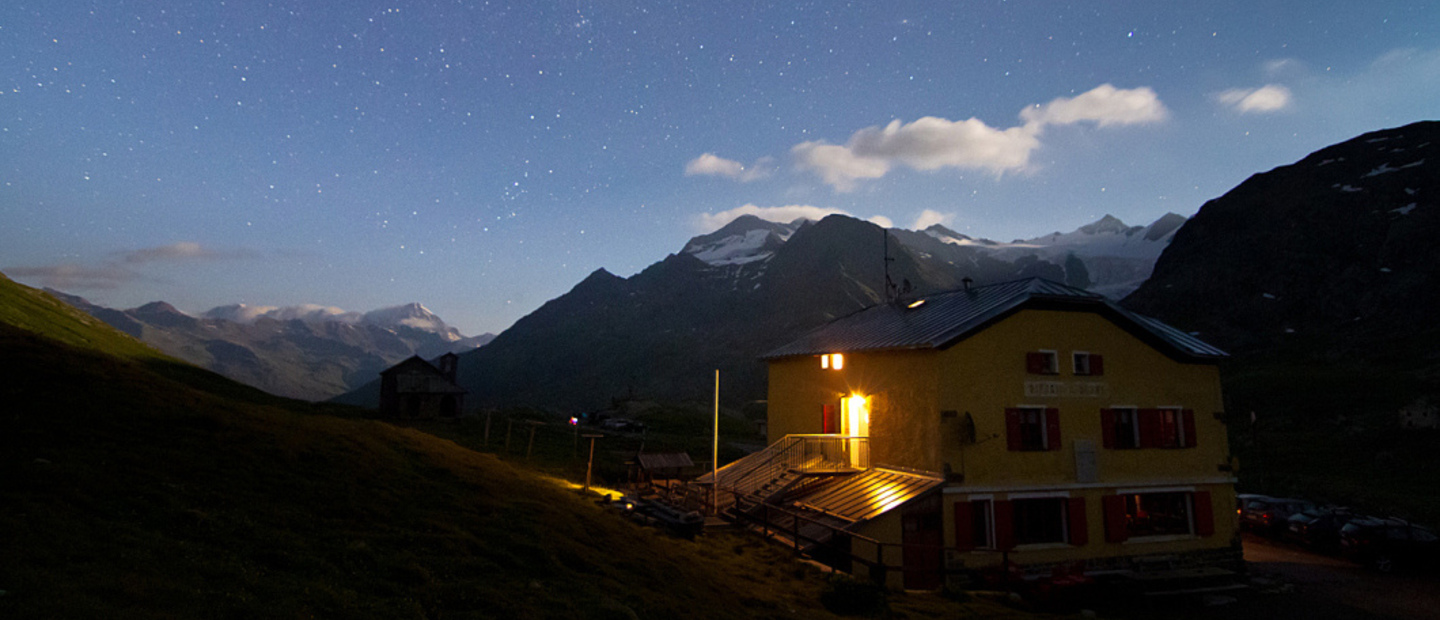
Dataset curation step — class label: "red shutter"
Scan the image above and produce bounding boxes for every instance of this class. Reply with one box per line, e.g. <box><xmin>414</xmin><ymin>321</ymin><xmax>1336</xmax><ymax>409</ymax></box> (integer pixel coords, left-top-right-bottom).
<box><xmin>953</xmin><ymin>501</ymin><xmax>975</xmax><ymax>551</ymax></box>
<box><xmin>1193</xmin><ymin>491</ymin><xmax>1214</xmax><ymax>536</ymax></box>
<box><xmin>1025</xmin><ymin>352</ymin><xmax>1046</xmax><ymax>374</ymax></box>
<box><xmin>821</xmin><ymin>404</ymin><xmax>837</xmax><ymax>434</ymax></box>
<box><xmin>1182</xmin><ymin>409</ymin><xmax>1198</xmax><ymax>448</ymax></box>
<box><xmin>1090</xmin><ymin>354</ymin><xmax>1104</xmax><ymax>376</ymax></box>
<box><xmin>1068</xmin><ymin>497</ymin><xmax>1088</xmax><ymax>546</ymax></box>
<box><xmin>1005</xmin><ymin>408</ymin><xmax>1022</xmax><ymax>451</ymax></box>
<box><xmin>994</xmin><ymin>500</ymin><xmax>1016</xmax><ymax>550</ymax></box>
<box><xmin>1045</xmin><ymin>408</ymin><xmax>1061</xmax><ymax>451</ymax></box>
<box><xmin>1103</xmin><ymin>495</ymin><xmax>1129</xmax><ymax>543</ymax></box>
<box><xmin>1101</xmin><ymin>409</ymin><xmax>1116</xmax><ymax>450</ymax></box>
<box><xmin>1138</xmin><ymin>409</ymin><xmax>1161</xmax><ymax>448</ymax></box>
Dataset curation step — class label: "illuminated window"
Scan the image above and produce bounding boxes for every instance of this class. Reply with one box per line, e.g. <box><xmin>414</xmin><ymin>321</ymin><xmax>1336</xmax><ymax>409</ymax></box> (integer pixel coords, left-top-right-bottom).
<box><xmin>821</xmin><ymin>353</ymin><xmax>845</xmax><ymax>370</ymax></box>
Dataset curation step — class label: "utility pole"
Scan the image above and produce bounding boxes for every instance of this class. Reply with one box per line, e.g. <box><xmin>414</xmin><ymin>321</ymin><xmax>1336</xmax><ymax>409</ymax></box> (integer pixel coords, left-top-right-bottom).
<box><xmin>583</xmin><ymin>434</ymin><xmax>602</xmax><ymax>492</ymax></box>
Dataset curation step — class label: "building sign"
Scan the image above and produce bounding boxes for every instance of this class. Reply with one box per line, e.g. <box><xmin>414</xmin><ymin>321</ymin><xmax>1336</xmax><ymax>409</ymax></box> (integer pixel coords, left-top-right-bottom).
<box><xmin>1024</xmin><ymin>381</ymin><xmax>1109</xmax><ymax>398</ymax></box>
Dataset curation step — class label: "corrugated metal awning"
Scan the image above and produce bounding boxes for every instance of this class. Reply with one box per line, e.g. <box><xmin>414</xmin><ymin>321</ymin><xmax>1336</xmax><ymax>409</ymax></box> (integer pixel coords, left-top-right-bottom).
<box><xmin>787</xmin><ymin>468</ymin><xmax>943</xmax><ymax>523</ymax></box>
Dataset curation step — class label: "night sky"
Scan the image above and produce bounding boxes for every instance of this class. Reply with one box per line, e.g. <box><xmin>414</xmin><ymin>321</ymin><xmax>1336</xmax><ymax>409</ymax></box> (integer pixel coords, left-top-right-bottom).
<box><xmin>3</xmin><ymin>1</ymin><xmax>1437</xmax><ymax>335</ymax></box>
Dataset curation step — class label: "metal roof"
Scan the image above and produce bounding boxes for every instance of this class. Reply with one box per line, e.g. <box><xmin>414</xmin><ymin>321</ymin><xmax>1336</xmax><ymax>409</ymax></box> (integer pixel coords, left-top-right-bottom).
<box><xmin>787</xmin><ymin>468</ymin><xmax>943</xmax><ymax>524</ymax></box>
<box><xmin>637</xmin><ymin>452</ymin><xmax>694</xmax><ymax>470</ymax></box>
<box><xmin>762</xmin><ymin>277</ymin><xmax>1227</xmax><ymax>361</ymax></box>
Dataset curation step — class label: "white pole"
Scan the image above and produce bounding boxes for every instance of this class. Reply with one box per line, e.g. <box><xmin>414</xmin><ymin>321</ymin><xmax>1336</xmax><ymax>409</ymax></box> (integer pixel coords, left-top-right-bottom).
<box><xmin>712</xmin><ymin>369</ymin><xmax>720</xmax><ymax>515</ymax></box>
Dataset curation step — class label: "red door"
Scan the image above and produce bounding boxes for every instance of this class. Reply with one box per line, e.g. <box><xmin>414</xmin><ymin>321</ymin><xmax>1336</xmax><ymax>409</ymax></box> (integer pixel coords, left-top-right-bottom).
<box><xmin>901</xmin><ymin>495</ymin><xmax>943</xmax><ymax>590</ymax></box>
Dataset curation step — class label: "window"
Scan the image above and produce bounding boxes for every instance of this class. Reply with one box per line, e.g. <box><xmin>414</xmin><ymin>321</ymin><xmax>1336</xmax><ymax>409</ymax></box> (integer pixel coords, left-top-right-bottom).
<box><xmin>1072</xmin><ymin>351</ymin><xmax>1104</xmax><ymax>376</ymax></box>
<box><xmin>1123</xmin><ymin>493</ymin><xmax>1192</xmax><ymax>537</ymax></box>
<box><xmin>1102</xmin><ymin>407</ymin><xmax>1141</xmax><ymax>449</ymax></box>
<box><xmin>1025</xmin><ymin>350</ymin><xmax>1059</xmax><ymax>375</ymax></box>
<box><xmin>1119</xmin><ymin>408</ymin><xmax>1198</xmax><ymax>449</ymax></box>
<box><xmin>1012</xmin><ymin>498</ymin><xmax>1068</xmax><ymax>545</ymax></box>
<box><xmin>1147</xmin><ymin>408</ymin><xmax>1196</xmax><ymax>448</ymax></box>
<box><xmin>820</xmin><ymin>353</ymin><xmax>844</xmax><ymax>370</ymax></box>
<box><xmin>1006</xmin><ymin>407</ymin><xmax>1060</xmax><ymax>451</ymax></box>
<box><xmin>991</xmin><ymin>496</ymin><xmax>1088</xmax><ymax>549</ymax></box>
<box><xmin>1104</xmin><ymin>491</ymin><xmax>1213</xmax><ymax>542</ymax></box>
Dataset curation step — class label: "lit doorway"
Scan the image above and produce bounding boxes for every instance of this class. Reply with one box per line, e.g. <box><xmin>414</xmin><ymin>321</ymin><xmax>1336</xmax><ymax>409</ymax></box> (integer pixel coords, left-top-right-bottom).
<box><xmin>841</xmin><ymin>394</ymin><xmax>869</xmax><ymax>467</ymax></box>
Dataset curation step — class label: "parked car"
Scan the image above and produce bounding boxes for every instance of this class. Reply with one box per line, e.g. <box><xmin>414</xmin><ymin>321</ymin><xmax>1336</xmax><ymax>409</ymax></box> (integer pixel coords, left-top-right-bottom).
<box><xmin>1339</xmin><ymin>517</ymin><xmax>1440</xmax><ymax>572</ymax></box>
<box><xmin>1285</xmin><ymin>507</ymin><xmax>1358</xmax><ymax>551</ymax></box>
<box><xmin>1241</xmin><ymin>496</ymin><xmax>1316</xmax><ymax>534</ymax></box>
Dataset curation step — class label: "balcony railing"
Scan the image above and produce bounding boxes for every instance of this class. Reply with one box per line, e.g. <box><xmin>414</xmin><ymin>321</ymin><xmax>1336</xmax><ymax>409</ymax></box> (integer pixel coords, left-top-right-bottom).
<box><xmin>706</xmin><ymin>434</ymin><xmax>869</xmax><ymax>500</ymax></box>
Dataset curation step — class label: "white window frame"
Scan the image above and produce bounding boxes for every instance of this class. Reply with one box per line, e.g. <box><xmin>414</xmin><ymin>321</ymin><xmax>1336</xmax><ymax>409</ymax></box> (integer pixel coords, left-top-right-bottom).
<box><xmin>1072</xmin><ymin>351</ymin><xmax>1092</xmax><ymax>375</ymax></box>
<box><xmin>1114</xmin><ymin>487</ymin><xmax>1199</xmax><ymax>543</ymax></box>
<box><xmin>964</xmin><ymin>494</ymin><xmax>996</xmax><ymax>551</ymax></box>
<box><xmin>1009</xmin><ymin>494</ymin><xmax>1071</xmax><ymax>548</ymax></box>
<box><xmin>1158</xmin><ymin>405</ymin><xmax>1185</xmax><ymax>447</ymax></box>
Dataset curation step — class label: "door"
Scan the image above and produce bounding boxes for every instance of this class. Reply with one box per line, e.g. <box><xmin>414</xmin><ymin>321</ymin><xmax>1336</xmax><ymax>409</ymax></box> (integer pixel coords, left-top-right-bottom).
<box><xmin>902</xmin><ymin>494</ymin><xmax>943</xmax><ymax>590</ymax></box>
<box><xmin>840</xmin><ymin>394</ymin><xmax>870</xmax><ymax>467</ymax></box>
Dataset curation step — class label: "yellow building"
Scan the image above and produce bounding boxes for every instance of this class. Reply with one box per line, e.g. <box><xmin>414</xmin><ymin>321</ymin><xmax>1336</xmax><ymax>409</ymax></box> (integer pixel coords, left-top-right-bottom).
<box><xmin>722</xmin><ymin>278</ymin><xmax>1238</xmax><ymax>589</ymax></box>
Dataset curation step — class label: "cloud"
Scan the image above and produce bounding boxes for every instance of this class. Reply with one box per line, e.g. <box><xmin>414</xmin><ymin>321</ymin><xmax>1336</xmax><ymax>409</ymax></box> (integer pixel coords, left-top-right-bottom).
<box><xmin>1216</xmin><ymin>84</ymin><xmax>1293</xmax><ymax>114</ymax></box>
<box><xmin>696</xmin><ymin>203</ymin><xmax>854</xmax><ymax>231</ymax></box>
<box><xmin>912</xmin><ymin>209</ymin><xmax>955</xmax><ymax>230</ymax></box>
<box><xmin>850</xmin><ymin>117</ymin><xmax>1041</xmax><ymax>173</ymax></box>
<box><xmin>794</xmin><ymin>84</ymin><xmax>1167</xmax><ymax>190</ymax></box>
<box><xmin>7</xmin><ymin>241</ymin><xmax>258</xmax><ymax>292</ymax></box>
<box><xmin>684</xmin><ymin>153</ymin><xmax>773</xmax><ymax>182</ymax></box>
<box><xmin>867</xmin><ymin>215</ymin><xmax>895</xmax><ymax>228</ymax></box>
<box><xmin>5</xmin><ymin>263</ymin><xmax>139</xmax><ymax>290</ymax></box>
<box><xmin>117</xmin><ymin>241</ymin><xmax>256</xmax><ymax>264</ymax></box>
<box><xmin>1019</xmin><ymin>84</ymin><xmax>1168</xmax><ymax>127</ymax></box>
<box><xmin>791</xmin><ymin>142</ymin><xmax>891</xmax><ymax>191</ymax></box>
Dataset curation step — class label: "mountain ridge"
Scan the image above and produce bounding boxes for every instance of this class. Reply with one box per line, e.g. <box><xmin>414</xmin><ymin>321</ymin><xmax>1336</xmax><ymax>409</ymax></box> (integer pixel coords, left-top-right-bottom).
<box><xmin>46</xmin><ymin>291</ymin><xmax>494</xmax><ymax>401</ymax></box>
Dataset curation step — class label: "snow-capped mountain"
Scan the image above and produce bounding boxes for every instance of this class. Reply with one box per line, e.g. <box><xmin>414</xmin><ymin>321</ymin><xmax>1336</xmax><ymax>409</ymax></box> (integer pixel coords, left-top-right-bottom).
<box><xmin>50</xmin><ymin>293</ymin><xmax>495</xmax><ymax>401</ymax></box>
<box><xmin>682</xmin><ymin>212</ymin><xmax>1186</xmax><ymax>299</ymax></box>
<box><xmin>204</xmin><ymin>301</ymin><xmax>478</xmax><ymax>344</ymax></box>
<box><xmin>204</xmin><ymin>303</ymin><xmax>363</xmax><ymax>325</ymax></box>
<box><xmin>680</xmin><ymin>215</ymin><xmax>804</xmax><ymax>266</ymax></box>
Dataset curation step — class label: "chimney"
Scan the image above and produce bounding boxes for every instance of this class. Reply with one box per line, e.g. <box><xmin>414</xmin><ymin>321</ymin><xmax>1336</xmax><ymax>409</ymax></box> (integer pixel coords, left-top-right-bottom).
<box><xmin>439</xmin><ymin>353</ymin><xmax>458</xmax><ymax>383</ymax></box>
<box><xmin>962</xmin><ymin>277</ymin><xmax>973</xmax><ymax>292</ymax></box>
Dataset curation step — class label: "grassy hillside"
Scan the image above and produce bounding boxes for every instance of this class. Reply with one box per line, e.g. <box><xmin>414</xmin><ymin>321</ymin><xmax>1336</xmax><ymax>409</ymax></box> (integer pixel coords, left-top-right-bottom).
<box><xmin>0</xmin><ymin>276</ymin><xmax>1029</xmax><ymax>618</ymax></box>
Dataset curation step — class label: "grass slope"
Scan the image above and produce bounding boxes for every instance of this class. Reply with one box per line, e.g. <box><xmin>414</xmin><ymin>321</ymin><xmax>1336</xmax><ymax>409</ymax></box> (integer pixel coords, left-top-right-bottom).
<box><xmin>0</xmin><ymin>276</ymin><xmax>1030</xmax><ymax>618</ymax></box>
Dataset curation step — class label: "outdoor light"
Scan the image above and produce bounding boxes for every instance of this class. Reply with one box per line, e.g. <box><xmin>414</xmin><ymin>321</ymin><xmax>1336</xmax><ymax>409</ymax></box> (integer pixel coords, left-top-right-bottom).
<box><xmin>907</xmin><ymin>299</ymin><xmax>926</xmax><ymax>309</ymax></box>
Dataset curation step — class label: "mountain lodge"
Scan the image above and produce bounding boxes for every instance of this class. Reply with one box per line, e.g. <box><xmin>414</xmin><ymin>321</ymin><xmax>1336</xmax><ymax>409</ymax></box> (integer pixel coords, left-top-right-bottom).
<box><xmin>700</xmin><ymin>277</ymin><xmax>1238</xmax><ymax>590</ymax></box>
<box><xmin>378</xmin><ymin>353</ymin><xmax>467</xmax><ymax>418</ymax></box>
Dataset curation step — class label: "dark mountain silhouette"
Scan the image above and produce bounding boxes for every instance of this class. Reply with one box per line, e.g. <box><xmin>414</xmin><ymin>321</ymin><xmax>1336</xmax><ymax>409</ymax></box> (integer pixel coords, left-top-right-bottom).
<box><xmin>1125</xmin><ymin>120</ymin><xmax>1440</xmax><ymax>356</ymax></box>
<box><xmin>338</xmin><ymin>212</ymin><xmax>1173</xmax><ymax>411</ymax></box>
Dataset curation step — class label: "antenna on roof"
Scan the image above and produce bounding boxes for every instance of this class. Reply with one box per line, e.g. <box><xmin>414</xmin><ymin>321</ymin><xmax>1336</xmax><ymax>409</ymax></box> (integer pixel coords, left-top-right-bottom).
<box><xmin>883</xmin><ymin>227</ymin><xmax>897</xmax><ymax>302</ymax></box>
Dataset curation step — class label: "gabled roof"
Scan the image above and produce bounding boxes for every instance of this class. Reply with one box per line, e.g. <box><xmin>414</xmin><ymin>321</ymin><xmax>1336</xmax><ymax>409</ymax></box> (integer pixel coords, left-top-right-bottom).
<box><xmin>380</xmin><ymin>355</ymin><xmax>467</xmax><ymax>394</ymax></box>
<box><xmin>762</xmin><ymin>277</ymin><xmax>1227</xmax><ymax>362</ymax></box>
